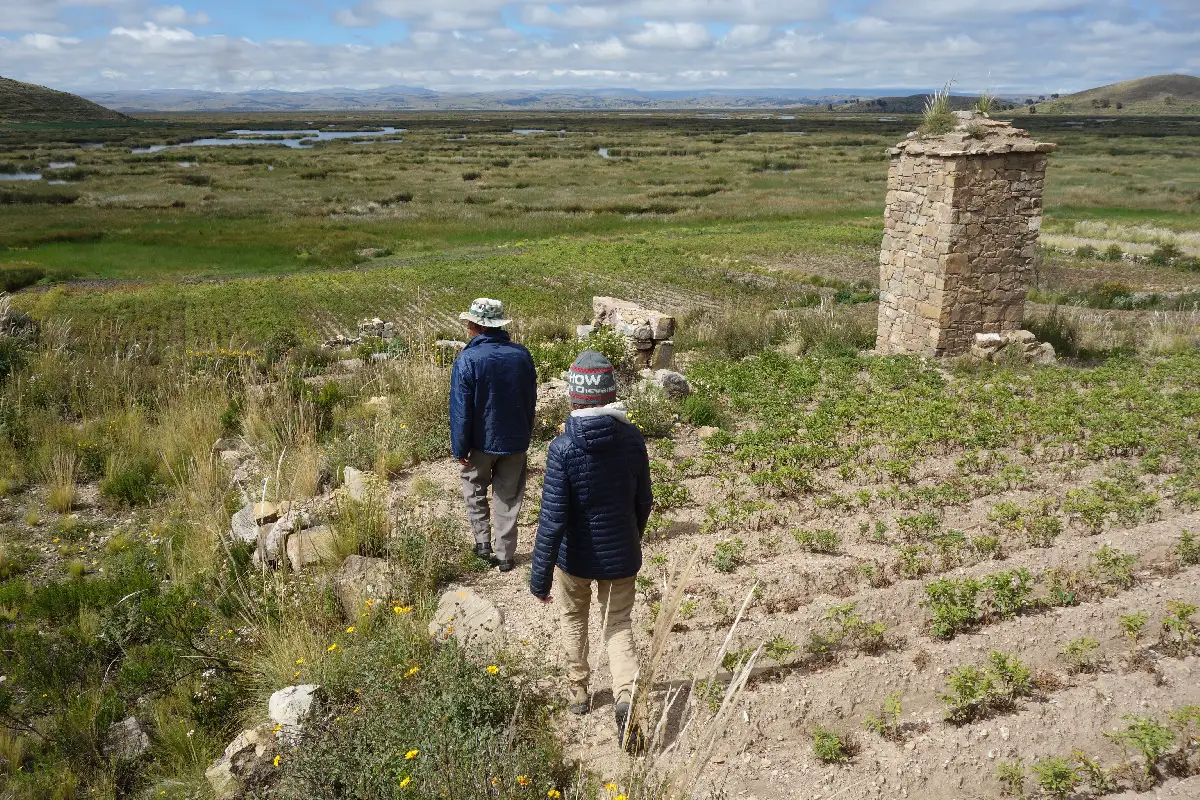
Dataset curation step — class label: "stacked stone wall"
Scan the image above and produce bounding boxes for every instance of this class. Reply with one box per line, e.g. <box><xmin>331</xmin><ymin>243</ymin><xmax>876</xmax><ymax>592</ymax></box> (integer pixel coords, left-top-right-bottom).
<box><xmin>875</xmin><ymin>115</ymin><xmax>1054</xmax><ymax>357</ymax></box>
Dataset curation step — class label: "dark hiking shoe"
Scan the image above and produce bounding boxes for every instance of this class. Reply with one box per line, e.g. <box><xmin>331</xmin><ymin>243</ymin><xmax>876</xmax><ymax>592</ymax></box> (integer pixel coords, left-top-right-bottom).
<box><xmin>497</xmin><ymin>559</ymin><xmax>516</xmax><ymax>572</ymax></box>
<box><xmin>614</xmin><ymin>701</ymin><xmax>644</xmax><ymax>754</ymax></box>
<box><xmin>567</xmin><ymin>685</ymin><xmax>589</xmax><ymax>716</ymax></box>
<box><xmin>474</xmin><ymin>543</ymin><xmax>494</xmax><ymax>560</ymax></box>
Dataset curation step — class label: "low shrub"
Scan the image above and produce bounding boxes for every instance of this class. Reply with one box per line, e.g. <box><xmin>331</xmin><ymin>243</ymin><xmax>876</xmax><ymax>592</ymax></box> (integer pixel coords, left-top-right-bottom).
<box><xmin>0</xmin><ymin>265</ymin><xmax>45</xmax><ymax>293</ymax></box>
<box><xmin>272</xmin><ymin>621</ymin><xmax>575</xmax><ymax>800</ymax></box>
<box><xmin>811</xmin><ymin>726</ymin><xmax>854</xmax><ymax>763</ymax></box>
<box><xmin>100</xmin><ymin>457</ymin><xmax>160</xmax><ymax>507</ymax></box>
<box><xmin>1023</xmin><ymin>306</ymin><xmax>1080</xmax><ymax>358</ymax></box>
<box><xmin>1149</xmin><ymin>243</ymin><xmax>1182</xmax><ymax>266</ymax></box>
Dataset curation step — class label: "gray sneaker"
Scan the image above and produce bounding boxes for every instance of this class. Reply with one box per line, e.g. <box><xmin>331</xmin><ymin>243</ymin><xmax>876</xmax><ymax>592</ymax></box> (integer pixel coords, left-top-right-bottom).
<box><xmin>567</xmin><ymin>684</ymin><xmax>589</xmax><ymax>715</ymax></box>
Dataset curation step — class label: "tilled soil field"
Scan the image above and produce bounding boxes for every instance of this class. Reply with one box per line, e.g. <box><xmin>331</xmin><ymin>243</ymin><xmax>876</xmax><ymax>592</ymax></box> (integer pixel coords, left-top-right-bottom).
<box><xmin>392</xmin><ymin>362</ymin><xmax>1200</xmax><ymax>799</ymax></box>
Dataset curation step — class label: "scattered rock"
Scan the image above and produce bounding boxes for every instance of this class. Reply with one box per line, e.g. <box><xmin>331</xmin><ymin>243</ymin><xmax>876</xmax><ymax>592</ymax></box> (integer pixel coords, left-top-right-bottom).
<box><xmin>969</xmin><ymin>330</ymin><xmax>1057</xmax><ymax>365</ymax></box>
<box><xmin>104</xmin><ymin>716</ymin><xmax>150</xmax><ymax>761</ymax></box>
<box><xmin>333</xmin><ymin>555</ymin><xmax>397</xmax><ymax>620</ymax></box>
<box><xmin>592</xmin><ymin>296</ymin><xmax>677</xmax><ymax>369</ymax></box>
<box><xmin>285</xmin><ymin>525</ymin><xmax>338</xmax><ymax>572</ymax></box>
<box><xmin>696</xmin><ymin>426</ymin><xmax>721</xmax><ymax>439</ymax></box>
<box><xmin>230</xmin><ymin>503</ymin><xmax>259</xmax><ymax>545</ymax></box>
<box><xmin>253</xmin><ymin>501</ymin><xmax>290</xmax><ymax>525</ymax></box>
<box><xmin>342</xmin><ymin>466</ymin><xmax>382</xmax><ymax>502</ymax></box>
<box><xmin>205</xmin><ymin>722</ymin><xmax>278</xmax><ymax>799</ymax></box>
<box><xmin>645</xmin><ymin>368</ymin><xmax>690</xmax><ymax>400</ymax></box>
<box><xmin>357</xmin><ymin>248</ymin><xmax>386</xmax><ymax>258</ymax></box>
<box><xmin>358</xmin><ymin>317</ymin><xmax>394</xmax><ymax>339</ymax></box>
<box><xmin>269</xmin><ymin>684</ymin><xmax>321</xmax><ymax>736</ymax></box>
<box><xmin>429</xmin><ymin>587</ymin><xmax>505</xmax><ymax>650</ymax></box>
<box><xmin>576</xmin><ymin>324</ymin><xmax>595</xmax><ymax>340</ymax></box>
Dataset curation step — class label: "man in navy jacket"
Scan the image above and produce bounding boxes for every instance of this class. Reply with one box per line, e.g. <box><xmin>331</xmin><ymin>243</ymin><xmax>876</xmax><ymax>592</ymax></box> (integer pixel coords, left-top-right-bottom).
<box><xmin>530</xmin><ymin>350</ymin><xmax>652</xmax><ymax>748</ymax></box>
<box><xmin>450</xmin><ymin>298</ymin><xmax>537</xmax><ymax>572</ymax></box>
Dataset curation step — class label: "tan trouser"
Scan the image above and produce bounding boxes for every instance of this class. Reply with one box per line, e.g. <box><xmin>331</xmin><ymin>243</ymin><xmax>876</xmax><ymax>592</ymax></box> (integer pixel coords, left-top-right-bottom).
<box><xmin>555</xmin><ymin>568</ymin><xmax>638</xmax><ymax>704</ymax></box>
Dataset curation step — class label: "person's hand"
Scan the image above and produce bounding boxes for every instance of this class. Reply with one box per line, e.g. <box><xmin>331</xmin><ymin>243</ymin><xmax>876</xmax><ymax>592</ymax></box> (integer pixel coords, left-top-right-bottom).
<box><xmin>458</xmin><ymin>458</ymin><xmax>471</xmax><ymax>468</ymax></box>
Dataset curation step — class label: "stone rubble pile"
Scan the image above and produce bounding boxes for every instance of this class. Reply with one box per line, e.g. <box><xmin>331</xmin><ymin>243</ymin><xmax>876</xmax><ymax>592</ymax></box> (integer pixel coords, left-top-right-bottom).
<box><xmin>358</xmin><ymin>317</ymin><xmax>395</xmax><ymax>339</ymax></box>
<box><xmin>876</xmin><ymin>111</ymin><xmax>1056</xmax><ymax>358</ymax></box>
<box><xmin>583</xmin><ymin>296</ymin><xmax>676</xmax><ymax>370</ymax></box>
<box><xmin>969</xmin><ymin>330</ymin><xmax>1057</xmax><ymax>365</ymax></box>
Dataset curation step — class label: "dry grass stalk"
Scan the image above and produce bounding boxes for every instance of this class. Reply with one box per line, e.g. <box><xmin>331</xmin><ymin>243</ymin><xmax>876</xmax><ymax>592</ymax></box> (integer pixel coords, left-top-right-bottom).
<box><xmin>45</xmin><ymin>449</ymin><xmax>78</xmax><ymax>513</ymax></box>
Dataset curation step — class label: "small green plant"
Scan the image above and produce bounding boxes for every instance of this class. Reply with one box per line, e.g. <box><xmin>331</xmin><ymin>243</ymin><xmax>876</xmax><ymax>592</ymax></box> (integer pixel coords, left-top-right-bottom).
<box><xmin>1103</xmin><ymin>243</ymin><xmax>1124</xmax><ymax>261</ymax></box>
<box><xmin>942</xmin><ymin>650</ymin><xmax>1032</xmax><ymax>724</ymax></box>
<box><xmin>1107</xmin><ymin>715</ymin><xmax>1175</xmax><ymax>783</ymax></box>
<box><xmin>923</xmin><ymin>576</ymin><xmax>981</xmax><ymax>639</ymax></box>
<box><xmin>1074</xmin><ymin>244</ymin><xmax>1098</xmax><ymax>260</ymax></box>
<box><xmin>1032</xmin><ymin>756</ymin><xmax>1080</xmax><ymax>799</ymax></box>
<box><xmin>982</xmin><ymin>568</ymin><xmax>1035</xmax><ymax>620</ymax></box>
<box><xmin>1160</xmin><ymin>600</ymin><xmax>1197</xmax><ymax>655</ymax></box>
<box><xmin>895</xmin><ymin>545</ymin><xmax>931</xmax><ymax>579</ymax></box>
<box><xmin>1071</xmin><ymin>749</ymin><xmax>1114</xmax><ymax>794</ymax></box>
<box><xmin>1060</xmin><ymin>636</ymin><xmax>1102</xmax><ymax>674</ymax></box>
<box><xmin>712</xmin><ymin>538</ymin><xmax>747</xmax><ymax>573</ymax></box>
<box><xmin>1149</xmin><ymin>242</ymin><xmax>1182</xmax><ymax>266</ymax></box>
<box><xmin>995</xmin><ymin>759</ymin><xmax>1026</xmax><ymax>797</ymax></box>
<box><xmin>764</xmin><ymin>634</ymin><xmax>797</xmax><ymax>664</ymax></box>
<box><xmin>811</xmin><ymin>726</ymin><xmax>853</xmax><ymax>763</ymax></box>
<box><xmin>862</xmin><ymin>691</ymin><xmax>903</xmax><ymax>740</ymax></box>
<box><xmin>1177</xmin><ymin>530</ymin><xmax>1200</xmax><ymax>566</ymax></box>
<box><xmin>1092</xmin><ymin>545</ymin><xmax>1138</xmax><ymax>590</ymax></box>
<box><xmin>975</xmin><ymin>90</ymin><xmax>995</xmax><ymax>115</ymax></box>
<box><xmin>791</xmin><ymin>527</ymin><xmax>839</xmax><ymax>553</ymax></box>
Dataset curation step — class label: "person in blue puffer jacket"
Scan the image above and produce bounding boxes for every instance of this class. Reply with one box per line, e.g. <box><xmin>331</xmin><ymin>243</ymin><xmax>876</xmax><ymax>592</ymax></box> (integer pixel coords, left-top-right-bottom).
<box><xmin>530</xmin><ymin>350</ymin><xmax>652</xmax><ymax>749</ymax></box>
<box><xmin>450</xmin><ymin>298</ymin><xmax>537</xmax><ymax>573</ymax></box>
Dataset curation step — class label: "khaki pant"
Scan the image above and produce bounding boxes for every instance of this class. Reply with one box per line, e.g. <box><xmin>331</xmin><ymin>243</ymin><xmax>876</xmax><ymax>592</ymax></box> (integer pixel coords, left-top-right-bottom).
<box><xmin>459</xmin><ymin>451</ymin><xmax>527</xmax><ymax>561</ymax></box>
<box><xmin>555</xmin><ymin>568</ymin><xmax>638</xmax><ymax>704</ymax></box>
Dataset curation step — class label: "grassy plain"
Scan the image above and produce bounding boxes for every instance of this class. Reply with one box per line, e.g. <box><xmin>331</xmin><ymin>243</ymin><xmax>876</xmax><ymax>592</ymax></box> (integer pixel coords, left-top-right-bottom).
<box><xmin>1</xmin><ymin>112</ymin><xmax>1198</xmax><ymax>345</ymax></box>
<box><xmin>1</xmin><ymin>111</ymin><xmax>1200</xmax><ymax>800</ymax></box>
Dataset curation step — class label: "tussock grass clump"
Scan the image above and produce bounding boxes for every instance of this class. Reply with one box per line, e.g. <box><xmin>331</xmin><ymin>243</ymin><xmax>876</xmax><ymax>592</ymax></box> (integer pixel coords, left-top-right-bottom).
<box><xmin>920</xmin><ymin>81</ymin><xmax>957</xmax><ymax>136</ymax></box>
<box><xmin>45</xmin><ymin>449</ymin><xmax>78</xmax><ymax>513</ymax></box>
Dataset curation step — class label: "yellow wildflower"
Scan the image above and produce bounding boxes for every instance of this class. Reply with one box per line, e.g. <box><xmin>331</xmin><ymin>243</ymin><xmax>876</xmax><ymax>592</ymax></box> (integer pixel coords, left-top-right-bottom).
<box><xmin>353</xmin><ymin>706</ymin><xmax>360</xmax><ymax>714</ymax></box>
<box><xmin>490</xmin><ymin>777</ymin><xmax>502</xmax><ymax>787</ymax></box>
<box><xmin>604</xmin><ymin>784</ymin><xmax>618</xmax><ymax>792</ymax></box>
<box><xmin>393</xmin><ymin>605</ymin><xmax>413</xmax><ymax>615</ymax></box>
<box><xmin>517</xmin><ymin>775</ymin><xmax>531</xmax><ymax>788</ymax></box>
<box><xmin>404</xmin><ymin>665</ymin><xmax>420</xmax><ymax>678</ymax></box>
<box><xmin>547</xmin><ymin>791</ymin><xmax>562</xmax><ymax>800</ymax></box>
<box><xmin>295</xmin><ymin>658</ymin><xmax>305</xmax><ymax>665</ymax></box>
<box><xmin>273</xmin><ymin>755</ymin><xmax>282</xmax><ymax>767</ymax></box>
<box><xmin>400</xmin><ymin>777</ymin><xmax>411</xmax><ymax>788</ymax></box>
<box><xmin>346</xmin><ymin>626</ymin><xmax>356</xmax><ymax>633</ymax></box>
<box><xmin>327</xmin><ymin>643</ymin><xmax>340</xmax><ymax>652</ymax></box>
<box><xmin>273</xmin><ymin>723</ymin><xmax>282</xmax><ymax>733</ymax></box>
<box><xmin>405</xmin><ymin>749</ymin><xmax>419</xmax><ymax>760</ymax></box>
<box><xmin>486</xmin><ymin>665</ymin><xmax>499</xmax><ymax>675</ymax></box>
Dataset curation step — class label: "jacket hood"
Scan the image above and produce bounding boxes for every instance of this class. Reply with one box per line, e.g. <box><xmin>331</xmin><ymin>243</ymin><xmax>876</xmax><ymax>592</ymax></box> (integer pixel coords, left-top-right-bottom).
<box><xmin>566</xmin><ymin>403</ymin><xmax>629</xmax><ymax>453</ymax></box>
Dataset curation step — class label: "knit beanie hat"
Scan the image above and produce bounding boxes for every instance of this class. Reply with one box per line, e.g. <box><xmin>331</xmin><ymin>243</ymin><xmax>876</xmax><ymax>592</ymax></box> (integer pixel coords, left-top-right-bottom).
<box><xmin>567</xmin><ymin>350</ymin><xmax>617</xmax><ymax>407</ymax></box>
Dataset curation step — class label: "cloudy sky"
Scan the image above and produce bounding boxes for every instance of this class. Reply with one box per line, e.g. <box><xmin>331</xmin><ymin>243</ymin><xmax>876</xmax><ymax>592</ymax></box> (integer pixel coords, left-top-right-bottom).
<box><xmin>1</xmin><ymin>0</ymin><xmax>1197</xmax><ymax>95</ymax></box>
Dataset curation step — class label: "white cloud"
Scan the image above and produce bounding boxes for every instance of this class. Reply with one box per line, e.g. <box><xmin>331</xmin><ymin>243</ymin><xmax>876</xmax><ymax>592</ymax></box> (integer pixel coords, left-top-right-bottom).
<box><xmin>720</xmin><ymin>24</ymin><xmax>774</xmax><ymax>48</ymax></box>
<box><xmin>523</xmin><ymin>5</ymin><xmax>621</xmax><ymax>29</ymax></box>
<box><xmin>628</xmin><ymin>21</ymin><xmax>711</xmax><ymax>50</ymax></box>
<box><xmin>110</xmin><ymin>22</ymin><xmax>197</xmax><ymax>42</ymax></box>
<box><xmin>151</xmin><ymin>5</ymin><xmax>209</xmax><ymax>26</ymax></box>
<box><xmin>1</xmin><ymin>0</ymin><xmax>1198</xmax><ymax>95</ymax></box>
<box><xmin>19</xmin><ymin>32</ymin><xmax>80</xmax><ymax>49</ymax></box>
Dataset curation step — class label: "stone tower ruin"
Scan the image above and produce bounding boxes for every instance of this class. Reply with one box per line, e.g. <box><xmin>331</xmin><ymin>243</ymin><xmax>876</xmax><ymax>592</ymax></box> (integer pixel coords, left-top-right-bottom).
<box><xmin>875</xmin><ymin>112</ymin><xmax>1056</xmax><ymax>357</ymax></box>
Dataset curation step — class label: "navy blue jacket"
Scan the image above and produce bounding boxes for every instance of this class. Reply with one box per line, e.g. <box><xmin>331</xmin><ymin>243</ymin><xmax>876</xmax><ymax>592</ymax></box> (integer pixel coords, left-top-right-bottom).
<box><xmin>449</xmin><ymin>330</ymin><xmax>537</xmax><ymax>460</ymax></box>
<box><xmin>530</xmin><ymin>411</ymin><xmax>653</xmax><ymax>599</ymax></box>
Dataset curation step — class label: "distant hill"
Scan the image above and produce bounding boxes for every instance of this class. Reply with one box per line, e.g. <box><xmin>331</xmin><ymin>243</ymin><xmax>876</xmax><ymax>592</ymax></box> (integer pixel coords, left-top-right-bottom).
<box><xmin>1041</xmin><ymin>74</ymin><xmax>1200</xmax><ymax>115</ymax></box>
<box><xmin>82</xmin><ymin>86</ymin><xmax>890</xmax><ymax>112</ymax></box>
<box><xmin>836</xmin><ymin>93</ymin><xmax>1022</xmax><ymax>114</ymax></box>
<box><xmin>0</xmin><ymin>76</ymin><xmax>132</xmax><ymax>123</ymax></box>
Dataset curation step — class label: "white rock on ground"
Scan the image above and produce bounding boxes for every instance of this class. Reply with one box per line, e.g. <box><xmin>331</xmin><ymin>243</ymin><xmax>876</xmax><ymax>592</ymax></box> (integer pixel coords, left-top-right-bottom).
<box><xmin>268</xmin><ymin>684</ymin><xmax>321</xmax><ymax>737</ymax></box>
<box><xmin>230</xmin><ymin>503</ymin><xmax>259</xmax><ymax>545</ymax></box>
<box><xmin>333</xmin><ymin>555</ymin><xmax>396</xmax><ymax>620</ymax></box>
<box><xmin>342</xmin><ymin>466</ymin><xmax>381</xmax><ymax>502</ymax></box>
<box><xmin>104</xmin><ymin>716</ymin><xmax>150</xmax><ymax>761</ymax></box>
<box><xmin>429</xmin><ymin>587</ymin><xmax>505</xmax><ymax>650</ymax></box>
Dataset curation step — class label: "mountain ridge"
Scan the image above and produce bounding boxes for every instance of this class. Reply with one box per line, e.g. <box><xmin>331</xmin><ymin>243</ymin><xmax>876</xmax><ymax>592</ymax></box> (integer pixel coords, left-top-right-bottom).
<box><xmin>0</xmin><ymin>75</ymin><xmax>132</xmax><ymax>123</ymax></box>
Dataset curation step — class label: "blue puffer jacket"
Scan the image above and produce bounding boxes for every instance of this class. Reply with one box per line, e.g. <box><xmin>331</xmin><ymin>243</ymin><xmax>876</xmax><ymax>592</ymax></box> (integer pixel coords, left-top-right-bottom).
<box><xmin>449</xmin><ymin>330</ymin><xmax>537</xmax><ymax>460</ymax></box>
<box><xmin>530</xmin><ymin>409</ymin><xmax>653</xmax><ymax>599</ymax></box>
